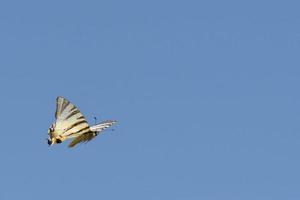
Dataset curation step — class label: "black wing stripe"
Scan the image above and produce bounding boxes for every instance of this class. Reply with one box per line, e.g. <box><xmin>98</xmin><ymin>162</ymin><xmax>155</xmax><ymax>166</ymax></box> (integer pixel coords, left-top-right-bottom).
<box><xmin>65</xmin><ymin>120</ymin><xmax>87</xmax><ymax>132</ymax></box>
<box><xmin>65</xmin><ymin>109</ymin><xmax>80</xmax><ymax>120</ymax></box>
<box><xmin>77</xmin><ymin>116</ymin><xmax>85</xmax><ymax>120</ymax></box>
<box><xmin>62</xmin><ymin>101</ymin><xmax>70</xmax><ymax>112</ymax></box>
<box><xmin>69</xmin><ymin>105</ymin><xmax>77</xmax><ymax>112</ymax></box>
<box><xmin>66</xmin><ymin>126</ymin><xmax>91</xmax><ymax>137</ymax></box>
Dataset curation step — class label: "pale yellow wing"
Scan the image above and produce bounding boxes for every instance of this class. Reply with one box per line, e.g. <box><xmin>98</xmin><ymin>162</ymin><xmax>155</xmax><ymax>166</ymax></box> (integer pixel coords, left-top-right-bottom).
<box><xmin>52</xmin><ymin>97</ymin><xmax>91</xmax><ymax>139</ymax></box>
<box><xmin>68</xmin><ymin>132</ymin><xmax>97</xmax><ymax>148</ymax></box>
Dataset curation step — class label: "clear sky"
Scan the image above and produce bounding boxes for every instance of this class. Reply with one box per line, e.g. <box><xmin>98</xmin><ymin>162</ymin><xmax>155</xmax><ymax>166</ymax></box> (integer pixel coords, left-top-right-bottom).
<box><xmin>0</xmin><ymin>0</ymin><xmax>300</xmax><ymax>199</ymax></box>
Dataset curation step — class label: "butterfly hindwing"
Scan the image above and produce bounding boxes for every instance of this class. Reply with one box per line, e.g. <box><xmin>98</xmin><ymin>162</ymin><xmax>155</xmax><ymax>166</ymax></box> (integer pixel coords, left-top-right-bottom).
<box><xmin>90</xmin><ymin>120</ymin><xmax>117</xmax><ymax>132</ymax></box>
<box><xmin>68</xmin><ymin>132</ymin><xmax>97</xmax><ymax>148</ymax></box>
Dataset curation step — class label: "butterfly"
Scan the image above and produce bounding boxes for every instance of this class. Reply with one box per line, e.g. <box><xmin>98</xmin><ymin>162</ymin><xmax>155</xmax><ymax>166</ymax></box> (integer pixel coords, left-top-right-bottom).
<box><xmin>47</xmin><ymin>96</ymin><xmax>116</xmax><ymax>148</ymax></box>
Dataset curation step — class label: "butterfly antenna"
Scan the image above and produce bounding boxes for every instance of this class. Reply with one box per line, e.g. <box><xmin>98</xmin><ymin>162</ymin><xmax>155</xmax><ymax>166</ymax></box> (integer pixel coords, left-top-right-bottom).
<box><xmin>94</xmin><ymin>117</ymin><xmax>97</xmax><ymax>125</ymax></box>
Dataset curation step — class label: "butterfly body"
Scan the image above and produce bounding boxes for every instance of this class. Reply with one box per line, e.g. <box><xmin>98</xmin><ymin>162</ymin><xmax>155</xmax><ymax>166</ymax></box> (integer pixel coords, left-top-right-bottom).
<box><xmin>47</xmin><ymin>97</ymin><xmax>116</xmax><ymax>148</ymax></box>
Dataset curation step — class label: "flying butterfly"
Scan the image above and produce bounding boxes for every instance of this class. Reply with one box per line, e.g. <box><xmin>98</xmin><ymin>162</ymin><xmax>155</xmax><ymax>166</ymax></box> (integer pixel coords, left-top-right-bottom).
<box><xmin>47</xmin><ymin>96</ymin><xmax>116</xmax><ymax>148</ymax></box>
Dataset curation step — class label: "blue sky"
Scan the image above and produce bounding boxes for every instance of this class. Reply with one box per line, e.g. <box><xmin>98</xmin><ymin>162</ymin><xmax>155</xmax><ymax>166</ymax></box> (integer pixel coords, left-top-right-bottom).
<box><xmin>0</xmin><ymin>0</ymin><xmax>300</xmax><ymax>199</ymax></box>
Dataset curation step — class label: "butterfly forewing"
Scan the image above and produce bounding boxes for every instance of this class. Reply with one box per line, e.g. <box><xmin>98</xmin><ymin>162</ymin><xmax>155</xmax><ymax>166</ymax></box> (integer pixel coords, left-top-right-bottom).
<box><xmin>55</xmin><ymin>96</ymin><xmax>71</xmax><ymax>119</ymax></box>
<box><xmin>53</xmin><ymin>97</ymin><xmax>92</xmax><ymax>138</ymax></box>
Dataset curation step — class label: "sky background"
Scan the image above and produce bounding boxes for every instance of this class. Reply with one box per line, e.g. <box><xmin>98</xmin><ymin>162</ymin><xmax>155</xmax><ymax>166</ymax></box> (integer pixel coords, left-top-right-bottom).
<box><xmin>0</xmin><ymin>0</ymin><xmax>300</xmax><ymax>199</ymax></box>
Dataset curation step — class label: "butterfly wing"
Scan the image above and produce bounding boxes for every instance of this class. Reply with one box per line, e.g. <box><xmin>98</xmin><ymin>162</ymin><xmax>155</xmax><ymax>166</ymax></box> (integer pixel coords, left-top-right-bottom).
<box><xmin>55</xmin><ymin>96</ymin><xmax>71</xmax><ymax>119</ymax></box>
<box><xmin>90</xmin><ymin>120</ymin><xmax>117</xmax><ymax>132</ymax></box>
<box><xmin>68</xmin><ymin>120</ymin><xmax>117</xmax><ymax>148</ymax></box>
<box><xmin>68</xmin><ymin>132</ymin><xmax>97</xmax><ymax>148</ymax></box>
<box><xmin>51</xmin><ymin>97</ymin><xmax>92</xmax><ymax>139</ymax></box>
